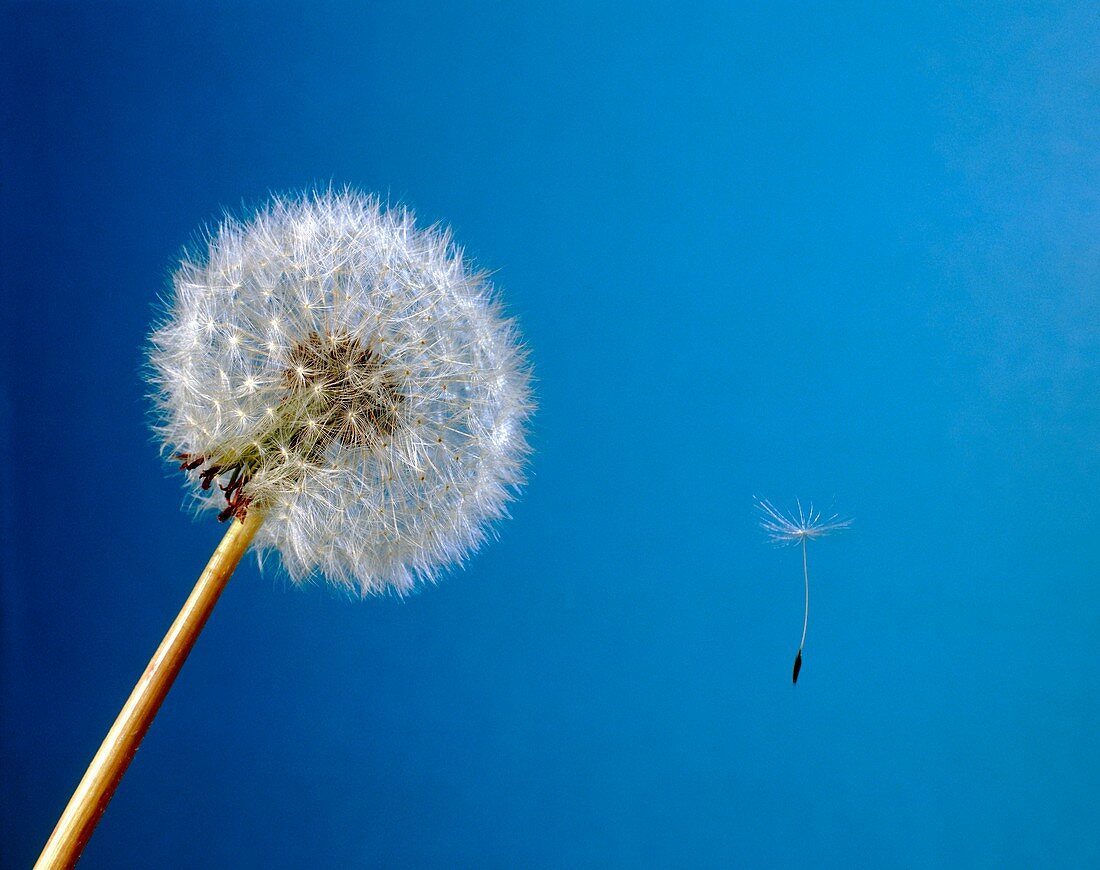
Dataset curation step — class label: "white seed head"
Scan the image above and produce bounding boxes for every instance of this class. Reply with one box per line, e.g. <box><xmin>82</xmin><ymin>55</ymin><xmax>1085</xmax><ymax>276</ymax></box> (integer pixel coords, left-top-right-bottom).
<box><xmin>149</xmin><ymin>190</ymin><xmax>533</xmax><ymax>595</ymax></box>
<box><xmin>756</xmin><ymin>498</ymin><xmax>851</xmax><ymax>546</ymax></box>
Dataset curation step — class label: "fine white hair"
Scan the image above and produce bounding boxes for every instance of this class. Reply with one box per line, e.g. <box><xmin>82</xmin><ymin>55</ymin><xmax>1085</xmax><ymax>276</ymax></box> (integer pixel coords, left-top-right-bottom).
<box><xmin>149</xmin><ymin>190</ymin><xmax>533</xmax><ymax>595</ymax></box>
<box><xmin>756</xmin><ymin>498</ymin><xmax>851</xmax><ymax>545</ymax></box>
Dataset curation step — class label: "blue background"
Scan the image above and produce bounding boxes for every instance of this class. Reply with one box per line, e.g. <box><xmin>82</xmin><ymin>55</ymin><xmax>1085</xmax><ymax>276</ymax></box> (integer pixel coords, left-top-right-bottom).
<box><xmin>2</xmin><ymin>3</ymin><xmax>1097</xmax><ymax>867</ymax></box>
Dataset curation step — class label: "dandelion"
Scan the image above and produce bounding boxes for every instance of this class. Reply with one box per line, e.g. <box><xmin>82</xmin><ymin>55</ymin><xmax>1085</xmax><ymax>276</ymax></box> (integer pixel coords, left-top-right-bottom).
<box><xmin>152</xmin><ymin>190</ymin><xmax>532</xmax><ymax>594</ymax></box>
<box><xmin>757</xmin><ymin>498</ymin><xmax>850</xmax><ymax>684</ymax></box>
<box><xmin>37</xmin><ymin>190</ymin><xmax>532</xmax><ymax>868</ymax></box>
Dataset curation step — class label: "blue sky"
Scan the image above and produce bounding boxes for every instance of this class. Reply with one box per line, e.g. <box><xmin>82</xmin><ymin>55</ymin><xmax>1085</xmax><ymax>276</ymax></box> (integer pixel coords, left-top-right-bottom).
<box><xmin>2</xmin><ymin>3</ymin><xmax>1098</xmax><ymax>867</ymax></box>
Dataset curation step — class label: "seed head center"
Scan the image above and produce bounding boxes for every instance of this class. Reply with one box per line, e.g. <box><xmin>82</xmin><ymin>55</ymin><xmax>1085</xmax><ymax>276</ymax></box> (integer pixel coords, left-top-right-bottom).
<box><xmin>178</xmin><ymin>330</ymin><xmax>405</xmax><ymax>522</ymax></box>
<box><xmin>283</xmin><ymin>331</ymin><xmax>404</xmax><ymax>448</ymax></box>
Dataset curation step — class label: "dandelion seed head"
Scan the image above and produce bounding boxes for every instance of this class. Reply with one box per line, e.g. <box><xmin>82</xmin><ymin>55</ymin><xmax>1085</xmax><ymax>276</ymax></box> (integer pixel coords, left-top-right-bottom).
<box><xmin>756</xmin><ymin>497</ymin><xmax>851</xmax><ymax>546</ymax></box>
<box><xmin>148</xmin><ymin>190</ymin><xmax>533</xmax><ymax>595</ymax></box>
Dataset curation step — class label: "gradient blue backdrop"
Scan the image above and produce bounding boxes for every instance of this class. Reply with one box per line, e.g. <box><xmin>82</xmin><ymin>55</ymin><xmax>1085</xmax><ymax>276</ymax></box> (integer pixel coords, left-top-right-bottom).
<box><xmin>2</xmin><ymin>3</ymin><xmax>1097</xmax><ymax>867</ymax></box>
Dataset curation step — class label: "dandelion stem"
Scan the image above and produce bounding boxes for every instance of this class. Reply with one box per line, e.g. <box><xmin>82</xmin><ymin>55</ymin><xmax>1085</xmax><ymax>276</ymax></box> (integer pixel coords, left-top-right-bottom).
<box><xmin>34</xmin><ymin>510</ymin><xmax>265</xmax><ymax>870</ymax></box>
